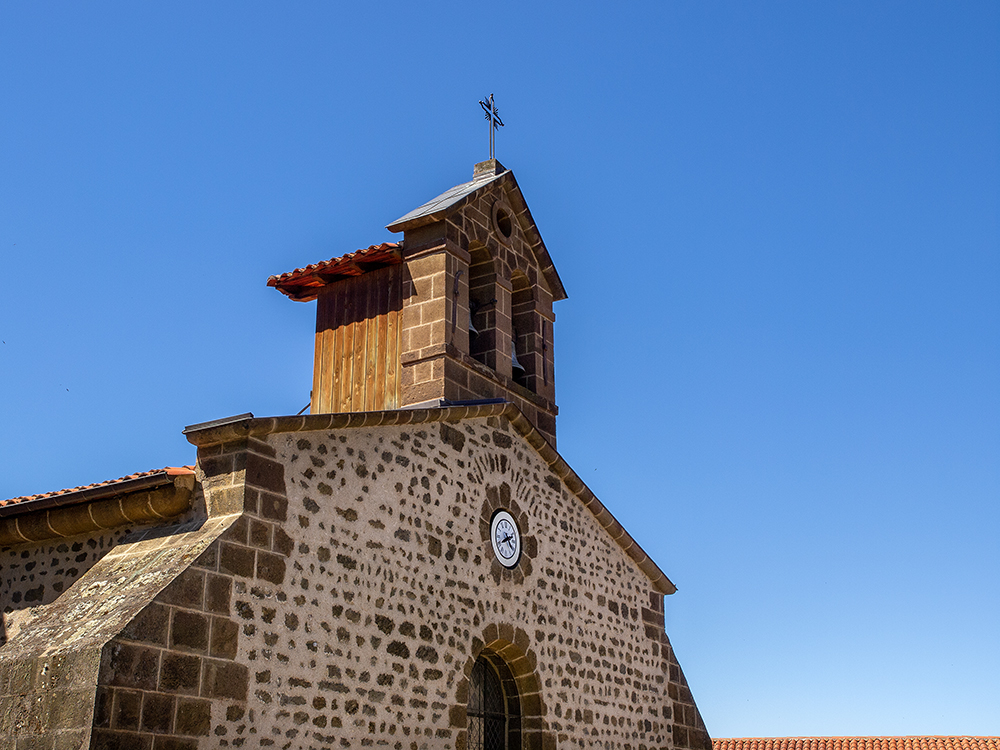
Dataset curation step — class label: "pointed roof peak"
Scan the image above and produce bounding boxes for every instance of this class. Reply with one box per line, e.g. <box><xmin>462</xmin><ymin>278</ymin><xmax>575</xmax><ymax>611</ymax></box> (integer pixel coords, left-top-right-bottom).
<box><xmin>386</xmin><ymin>164</ymin><xmax>508</xmax><ymax>233</ymax></box>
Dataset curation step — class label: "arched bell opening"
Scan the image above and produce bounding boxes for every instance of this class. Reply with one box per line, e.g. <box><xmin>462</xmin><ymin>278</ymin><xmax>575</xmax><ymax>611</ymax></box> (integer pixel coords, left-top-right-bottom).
<box><xmin>468</xmin><ymin>649</ymin><xmax>522</xmax><ymax>750</ymax></box>
<box><xmin>510</xmin><ymin>272</ymin><xmax>537</xmax><ymax>393</ymax></box>
<box><xmin>469</xmin><ymin>244</ymin><xmax>498</xmax><ymax>370</ymax></box>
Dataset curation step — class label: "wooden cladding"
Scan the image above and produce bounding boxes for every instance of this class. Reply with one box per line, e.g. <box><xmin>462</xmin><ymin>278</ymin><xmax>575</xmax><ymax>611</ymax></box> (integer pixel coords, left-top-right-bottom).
<box><xmin>311</xmin><ymin>264</ymin><xmax>403</xmax><ymax>414</ymax></box>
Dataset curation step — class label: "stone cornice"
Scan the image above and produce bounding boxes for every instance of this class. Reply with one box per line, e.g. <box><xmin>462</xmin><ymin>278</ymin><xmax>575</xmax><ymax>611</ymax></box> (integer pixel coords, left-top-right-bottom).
<box><xmin>0</xmin><ymin>475</ymin><xmax>195</xmax><ymax>547</ymax></box>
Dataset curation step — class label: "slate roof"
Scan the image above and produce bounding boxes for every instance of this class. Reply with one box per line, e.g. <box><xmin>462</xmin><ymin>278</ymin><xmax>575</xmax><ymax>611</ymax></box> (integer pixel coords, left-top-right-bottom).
<box><xmin>1</xmin><ymin>467</ymin><xmax>195</xmax><ymax>517</ymax></box>
<box><xmin>267</xmin><ymin>242</ymin><xmax>402</xmax><ymax>301</ymax></box>
<box><xmin>714</xmin><ymin>739</ymin><xmax>1000</xmax><ymax>750</ymax></box>
<box><xmin>386</xmin><ymin>170</ymin><xmax>506</xmax><ymax>232</ymax></box>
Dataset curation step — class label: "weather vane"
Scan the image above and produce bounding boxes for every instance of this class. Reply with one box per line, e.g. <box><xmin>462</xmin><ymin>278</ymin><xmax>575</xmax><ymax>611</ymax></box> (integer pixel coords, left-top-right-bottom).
<box><xmin>479</xmin><ymin>93</ymin><xmax>504</xmax><ymax>161</ymax></box>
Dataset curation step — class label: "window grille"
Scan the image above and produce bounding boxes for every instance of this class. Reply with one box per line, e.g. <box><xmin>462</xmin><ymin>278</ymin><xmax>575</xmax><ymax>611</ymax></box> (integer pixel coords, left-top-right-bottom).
<box><xmin>467</xmin><ymin>654</ymin><xmax>518</xmax><ymax>750</ymax></box>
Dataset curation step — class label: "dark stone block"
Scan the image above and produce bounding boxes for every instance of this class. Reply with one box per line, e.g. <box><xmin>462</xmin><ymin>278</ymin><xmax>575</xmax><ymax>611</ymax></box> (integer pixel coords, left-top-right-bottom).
<box><xmin>246</xmin><ymin>455</ymin><xmax>286</xmax><ymax>494</ymax></box>
<box><xmin>104</xmin><ymin>643</ymin><xmax>159</xmax><ymax>691</ymax></box>
<box><xmin>205</xmin><ymin>574</ymin><xmax>232</xmax><ymax>615</ymax></box>
<box><xmin>120</xmin><ymin>604</ymin><xmax>169</xmax><ymax>646</ymax></box>
<box><xmin>224</xmin><ymin>516</ymin><xmax>249</xmax><ymax>545</ymax></box>
<box><xmin>170</xmin><ymin>610</ymin><xmax>209</xmax><ymax>653</ymax></box>
<box><xmin>386</xmin><ymin>641</ymin><xmax>409</xmax><ymax>659</ymax></box>
<box><xmin>199</xmin><ymin>454</ymin><xmax>233</xmax><ymax>480</ymax></box>
<box><xmin>427</xmin><ymin>536</ymin><xmax>442</xmax><ymax>557</ymax></box>
<box><xmin>140</xmin><ymin>692</ymin><xmax>174</xmax><ymax>733</ymax></box>
<box><xmin>249</xmin><ymin>519</ymin><xmax>271</xmax><ymax>548</ymax></box>
<box><xmin>415</xmin><ymin>645</ymin><xmax>438</xmax><ymax>664</ymax></box>
<box><xmin>256</xmin><ymin>552</ymin><xmax>286</xmax><ymax>585</ymax></box>
<box><xmin>219</xmin><ymin>543</ymin><xmax>255</xmax><ymax>578</ymax></box>
<box><xmin>202</xmin><ymin>660</ymin><xmax>248</xmax><ymax>701</ymax></box>
<box><xmin>492</xmin><ymin>430</ymin><xmax>512</xmax><ymax>448</ymax></box>
<box><xmin>259</xmin><ymin>492</ymin><xmax>288</xmax><ymax>523</ymax></box>
<box><xmin>272</xmin><ymin>527</ymin><xmax>293</xmax><ymax>556</ymax></box>
<box><xmin>159</xmin><ymin>653</ymin><xmax>201</xmax><ymax>694</ymax></box>
<box><xmin>93</xmin><ymin>687</ymin><xmax>112</xmax><ymax>728</ymax></box>
<box><xmin>90</xmin><ymin>729</ymin><xmax>152</xmax><ymax>750</ymax></box>
<box><xmin>112</xmin><ymin>689</ymin><xmax>141</xmax><ymax>730</ymax></box>
<box><xmin>248</xmin><ymin>437</ymin><xmax>277</xmax><ymax>458</ymax></box>
<box><xmin>157</xmin><ymin>569</ymin><xmax>205</xmax><ymax>609</ymax></box>
<box><xmin>439</xmin><ymin>423</ymin><xmax>465</xmax><ymax>452</ymax></box>
<box><xmin>174</xmin><ymin>697</ymin><xmax>211</xmax><ymax>737</ymax></box>
<box><xmin>210</xmin><ymin>617</ymin><xmax>239</xmax><ymax>660</ymax></box>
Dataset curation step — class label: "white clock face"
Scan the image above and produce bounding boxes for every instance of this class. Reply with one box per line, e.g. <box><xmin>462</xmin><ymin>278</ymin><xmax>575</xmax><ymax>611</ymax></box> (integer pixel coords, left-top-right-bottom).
<box><xmin>490</xmin><ymin>510</ymin><xmax>521</xmax><ymax>568</ymax></box>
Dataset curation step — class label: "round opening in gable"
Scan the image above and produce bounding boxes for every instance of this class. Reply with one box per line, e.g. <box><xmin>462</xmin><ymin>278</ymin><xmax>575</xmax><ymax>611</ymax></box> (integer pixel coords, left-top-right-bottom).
<box><xmin>495</xmin><ymin>208</ymin><xmax>513</xmax><ymax>239</ymax></box>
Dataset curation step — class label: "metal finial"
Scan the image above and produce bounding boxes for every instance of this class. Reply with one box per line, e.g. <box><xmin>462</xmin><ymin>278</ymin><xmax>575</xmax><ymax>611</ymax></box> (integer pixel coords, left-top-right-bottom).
<box><xmin>479</xmin><ymin>93</ymin><xmax>504</xmax><ymax>160</ymax></box>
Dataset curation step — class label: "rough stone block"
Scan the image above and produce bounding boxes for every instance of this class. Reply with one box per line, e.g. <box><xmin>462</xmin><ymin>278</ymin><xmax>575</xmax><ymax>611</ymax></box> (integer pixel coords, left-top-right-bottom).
<box><xmin>209</xmin><ymin>617</ymin><xmax>239</xmax><ymax>660</ymax></box>
<box><xmin>158</xmin><ymin>653</ymin><xmax>201</xmax><ymax>695</ymax></box>
<box><xmin>245</xmin><ymin>455</ymin><xmax>286</xmax><ymax>495</ymax></box>
<box><xmin>119</xmin><ymin>603</ymin><xmax>169</xmax><ymax>646</ymax></box>
<box><xmin>157</xmin><ymin>569</ymin><xmax>205</xmax><ymax>609</ymax></box>
<box><xmin>89</xmin><ymin>729</ymin><xmax>152</xmax><ymax>750</ymax></box>
<box><xmin>174</xmin><ymin>697</ymin><xmax>211</xmax><ymax>737</ymax></box>
<box><xmin>255</xmin><ymin>551</ymin><xmax>286</xmax><ymax>585</ymax></box>
<box><xmin>103</xmin><ymin>643</ymin><xmax>159</xmax><ymax>691</ymax></box>
<box><xmin>170</xmin><ymin>610</ymin><xmax>209</xmax><ymax>653</ymax></box>
<box><xmin>204</xmin><ymin>574</ymin><xmax>231</xmax><ymax>615</ymax></box>
<box><xmin>139</xmin><ymin>692</ymin><xmax>173</xmax><ymax>734</ymax></box>
<box><xmin>111</xmin><ymin>689</ymin><xmax>140</xmax><ymax>731</ymax></box>
<box><xmin>218</xmin><ymin>543</ymin><xmax>254</xmax><ymax>578</ymax></box>
<box><xmin>201</xmin><ymin>660</ymin><xmax>247</xmax><ymax>701</ymax></box>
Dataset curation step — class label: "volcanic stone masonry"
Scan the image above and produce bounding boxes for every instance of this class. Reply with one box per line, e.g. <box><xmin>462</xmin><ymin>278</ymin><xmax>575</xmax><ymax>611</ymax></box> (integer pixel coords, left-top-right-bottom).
<box><xmin>0</xmin><ymin>406</ymin><xmax>711</xmax><ymax>750</ymax></box>
<box><xmin>1</xmin><ymin>159</ymin><xmax>711</xmax><ymax>750</ymax></box>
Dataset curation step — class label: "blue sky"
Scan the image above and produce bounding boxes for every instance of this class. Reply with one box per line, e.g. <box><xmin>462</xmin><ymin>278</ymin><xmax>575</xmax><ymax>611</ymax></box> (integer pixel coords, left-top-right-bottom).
<box><xmin>1</xmin><ymin>1</ymin><xmax>997</xmax><ymax>738</ymax></box>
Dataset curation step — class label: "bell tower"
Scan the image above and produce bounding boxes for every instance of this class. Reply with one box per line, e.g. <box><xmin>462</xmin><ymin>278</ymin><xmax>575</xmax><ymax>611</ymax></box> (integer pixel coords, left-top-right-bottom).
<box><xmin>268</xmin><ymin>160</ymin><xmax>567</xmax><ymax>447</ymax></box>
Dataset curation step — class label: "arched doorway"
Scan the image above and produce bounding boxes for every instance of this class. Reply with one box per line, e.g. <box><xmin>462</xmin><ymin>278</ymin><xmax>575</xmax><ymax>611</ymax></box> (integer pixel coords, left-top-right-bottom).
<box><xmin>468</xmin><ymin>650</ymin><xmax>521</xmax><ymax>750</ymax></box>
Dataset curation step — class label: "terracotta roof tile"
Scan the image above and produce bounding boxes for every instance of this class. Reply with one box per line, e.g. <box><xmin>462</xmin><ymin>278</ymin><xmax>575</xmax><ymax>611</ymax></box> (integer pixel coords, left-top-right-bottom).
<box><xmin>268</xmin><ymin>242</ymin><xmax>402</xmax><ymax>301</ymax></box>
<box><xmin>714</xmin><ymin>738</ymin><xmax>1000</xmax><ymax>750</ymax></box>
<box><xmin>1</xmin><ymin>466</ymin><xmax>195</xmax><ymax>510</ymax></box>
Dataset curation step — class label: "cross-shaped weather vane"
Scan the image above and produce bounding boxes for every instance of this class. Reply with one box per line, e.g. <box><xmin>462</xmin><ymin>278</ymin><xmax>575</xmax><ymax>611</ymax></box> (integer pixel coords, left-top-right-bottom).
<box><xmin>479</xmin><ymin>93</ymin><xmax>504</xmax><ymax>160</ymax></box>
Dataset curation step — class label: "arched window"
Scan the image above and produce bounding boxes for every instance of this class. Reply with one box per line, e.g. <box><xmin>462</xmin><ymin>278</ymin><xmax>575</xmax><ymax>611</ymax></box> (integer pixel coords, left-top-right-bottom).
<box><xmin>468</xmin><ymin>652</ymin><xmax>521</xmax><ymax>750</ymax></box>
<box><xmin>510</xmin><ymin>272</ymin><xmax>537</xmax><ymax>392</ymax></box>
<box><xmin>468</xmin><ymin>245</ymin><xmax>498</xmax><ymax>371</ymax></box>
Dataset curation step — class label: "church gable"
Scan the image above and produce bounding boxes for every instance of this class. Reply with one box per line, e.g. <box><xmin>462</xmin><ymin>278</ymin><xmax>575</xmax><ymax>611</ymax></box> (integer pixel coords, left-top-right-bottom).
<box><xmin>172</xmin><ymin>404</ymin><xmax>705</xmax><ymax>748</ymax></box>
<box><xmin>2</xmin><ymin>157</ymin><xmax>712</xmax><ymax>750</ymax></box>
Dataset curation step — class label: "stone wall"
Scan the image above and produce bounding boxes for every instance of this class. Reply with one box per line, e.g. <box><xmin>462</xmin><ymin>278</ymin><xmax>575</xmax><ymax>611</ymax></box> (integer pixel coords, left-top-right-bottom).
<box><xmin>184</xmin><ymin>410</ymin><xmax>711</xmax><ymax>750</ymax></box>
<box><xmin>397</xmin><ymin>172</ymin><xmax>560</xmax><ymax>447</ymax></box>
<box><xmin>0</xmin><ymin>492</ymin><xmax>236</xmax><ymax>750</ymax></box>
<box><xmin>0</xmin><ymin>406</ymin><xmax>710</xmax><ymax>750</ymax></box>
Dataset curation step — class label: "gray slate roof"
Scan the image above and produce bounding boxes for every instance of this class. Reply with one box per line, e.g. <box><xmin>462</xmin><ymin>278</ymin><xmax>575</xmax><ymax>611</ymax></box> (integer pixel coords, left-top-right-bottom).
<box><xmin>386</xmin><ymin>171</ymin><xmax>505</xmax><ymax>232</ymax></box>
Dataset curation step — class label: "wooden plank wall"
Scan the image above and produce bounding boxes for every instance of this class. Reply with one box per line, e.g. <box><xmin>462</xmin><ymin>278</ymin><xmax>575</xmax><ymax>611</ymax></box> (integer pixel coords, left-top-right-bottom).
<box><xmin>311</xmin><ymin>264</ymin><xmax>402</xmax><ymax>414</ymax></box>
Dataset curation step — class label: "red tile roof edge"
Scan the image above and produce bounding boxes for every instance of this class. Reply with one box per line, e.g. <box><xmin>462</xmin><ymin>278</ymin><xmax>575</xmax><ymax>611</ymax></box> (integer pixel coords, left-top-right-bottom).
<box><xmin>713</xmin><ymin>738</ymin><xmax>1000</xmax><ymax>750</ymax></box>
<box><xmin>0</xmin><ymin>466</ymin><xmax>196</xmax><ymax>517</ymax></box>
<box><xmin>267</xmin><ymin>242</ymin><xmax>401</xmax><ymax>299</ymax></box>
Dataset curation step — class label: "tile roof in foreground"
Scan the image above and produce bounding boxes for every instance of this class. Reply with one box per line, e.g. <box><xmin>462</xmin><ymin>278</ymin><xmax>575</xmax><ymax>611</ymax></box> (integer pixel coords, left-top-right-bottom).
<box><xmin>0</xmin><ymin>467</ymin><xmax>196</xmax><ymax>514</ymax></box>
<box><xmin>267</xmin><ymin>242</ymin><xmax>402</xmax><ymax>301</ymax></box>
<box><xmin>714</xmin><ymin>738</ymin><xmax>1000</xmax><ymax>750</ymax></box>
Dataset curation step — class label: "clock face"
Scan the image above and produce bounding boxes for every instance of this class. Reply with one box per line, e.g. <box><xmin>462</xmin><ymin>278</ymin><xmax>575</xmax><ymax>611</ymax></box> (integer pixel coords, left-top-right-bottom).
<box><xmin>490</xmin><ymin>510</ymin><xmax>521</xmax><ymax>568</ymax></box>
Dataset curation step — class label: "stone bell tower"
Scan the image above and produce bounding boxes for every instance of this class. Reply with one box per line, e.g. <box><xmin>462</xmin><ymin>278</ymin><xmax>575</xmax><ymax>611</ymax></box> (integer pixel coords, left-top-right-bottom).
<box><xmin>268</xmin><ymin>160</ymin><xmax>567</xmax><ymax>447</ymax></box>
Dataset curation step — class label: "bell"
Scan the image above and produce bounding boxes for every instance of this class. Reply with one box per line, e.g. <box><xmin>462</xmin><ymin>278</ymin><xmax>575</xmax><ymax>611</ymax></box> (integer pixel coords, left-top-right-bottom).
<box><xmin>468</xmin><ymin>315</ymin><xmax>479</xmax><ymax>337</ymax></box>
<box><xmin>511</xmin><ymin>340</ymin><xmax>526</xmax><ymax>378</ymax></box>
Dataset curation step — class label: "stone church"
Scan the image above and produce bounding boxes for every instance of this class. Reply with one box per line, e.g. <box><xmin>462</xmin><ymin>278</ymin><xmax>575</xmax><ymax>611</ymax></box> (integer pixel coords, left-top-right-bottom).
<box><xmin>0</xmin><ymin>160</ymin><xmax>711</xmax><ymax>750</ymax></box>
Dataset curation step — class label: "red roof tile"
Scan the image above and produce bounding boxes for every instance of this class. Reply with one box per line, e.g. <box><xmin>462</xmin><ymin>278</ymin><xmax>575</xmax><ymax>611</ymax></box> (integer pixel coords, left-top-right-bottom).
<box><xmin>714</xmin><ymin>739</ymin><xmax>1000</xmax><ymax>750</ymax></box>
<box><xmin>1</xmin><ymin>466</ymin><xmax>195</xmax><ymax>513</ymax></box>
<box><xmin>268</xmin><ymin>242</ymin><xmax>402</xmax><ymax>301</ymax></box>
